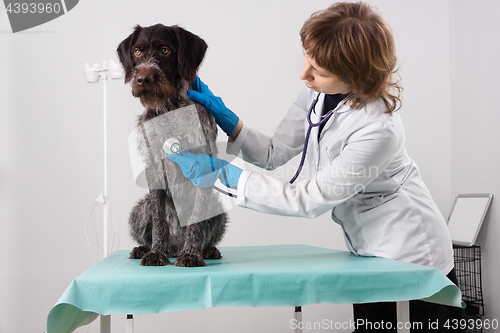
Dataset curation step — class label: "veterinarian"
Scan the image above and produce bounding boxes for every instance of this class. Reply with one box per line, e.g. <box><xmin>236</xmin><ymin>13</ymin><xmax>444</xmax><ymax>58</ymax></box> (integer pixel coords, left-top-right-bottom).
<box><xmin>168</xmin><ymin>2</ymin><xmax>465</xmax><ymax>331</ymax></box>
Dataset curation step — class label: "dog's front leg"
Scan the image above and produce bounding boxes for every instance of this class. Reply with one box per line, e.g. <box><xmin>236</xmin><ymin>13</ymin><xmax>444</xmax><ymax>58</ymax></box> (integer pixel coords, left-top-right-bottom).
<box><xmin>175</xmin><ymin>223</ymin><xmax>207</xmax><ymax>267</ymax></box>
<box><xmin>174</xmin><ymin>186</ymin><xmax>214</xmax><ymax>267</ymax></box>
<box><xmin>140</xmin><ymin>189</ymin><xmax>172</xmax><ymax>266</ymax></box>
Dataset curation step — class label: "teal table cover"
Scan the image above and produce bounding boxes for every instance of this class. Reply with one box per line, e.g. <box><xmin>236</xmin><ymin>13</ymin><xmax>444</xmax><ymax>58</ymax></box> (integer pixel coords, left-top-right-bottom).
<box><xmin>47</xmin><ymin>245</ymin><xmax>463</xmax><ymax>333</ymax></box>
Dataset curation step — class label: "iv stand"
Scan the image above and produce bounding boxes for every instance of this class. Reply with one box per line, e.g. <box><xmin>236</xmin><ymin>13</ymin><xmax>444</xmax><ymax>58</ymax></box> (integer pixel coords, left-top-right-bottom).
<box><xmin>83</xmin><ymin>59</ymin><xmax>124</xmax><ymax>333</ymax></box>
<box><xmin>83</xmin><ymin>59</ymin><xmax>123</xmax><ymax>258</ymax></box>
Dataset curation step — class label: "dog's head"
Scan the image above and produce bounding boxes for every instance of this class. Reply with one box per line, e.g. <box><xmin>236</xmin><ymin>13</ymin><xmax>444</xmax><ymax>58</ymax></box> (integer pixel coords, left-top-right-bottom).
<box><xmin>117</xmin><ymin>24</ymin><xmax>208</xmax><ymax>109</ymax></box>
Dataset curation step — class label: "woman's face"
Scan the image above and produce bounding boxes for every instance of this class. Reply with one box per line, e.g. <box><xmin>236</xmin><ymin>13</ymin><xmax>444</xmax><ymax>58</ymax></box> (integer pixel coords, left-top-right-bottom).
<box><xmin>299</xmin><ymin>52</ymin><xmax>351</xmax><ymax>95</ymax></box>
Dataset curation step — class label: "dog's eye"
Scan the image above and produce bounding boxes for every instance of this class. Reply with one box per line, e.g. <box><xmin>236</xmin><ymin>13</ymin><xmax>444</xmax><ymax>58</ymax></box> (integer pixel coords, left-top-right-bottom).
<box><xmin>161</xmin><ymin>47</ymin><xmax>169</xmax><ymax>55</ymax></box>
<box><xmin>134</xmin><ymin>48</ymin><xmax>142</xmax><ymax>57</ymax></box>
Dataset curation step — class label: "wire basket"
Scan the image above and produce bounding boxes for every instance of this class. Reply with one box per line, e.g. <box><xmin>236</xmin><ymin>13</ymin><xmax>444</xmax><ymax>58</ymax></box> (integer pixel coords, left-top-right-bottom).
<box><xmin>453</xmin><ymin>245</ymin><xmax>484</xmax><ymax>333</ymax></box>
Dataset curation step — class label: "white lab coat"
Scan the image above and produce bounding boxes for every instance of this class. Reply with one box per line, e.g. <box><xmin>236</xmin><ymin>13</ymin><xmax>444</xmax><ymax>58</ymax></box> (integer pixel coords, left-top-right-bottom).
<box><xmin>228</xmin><ymin>87</ymin><xmax>454</xmax><ymax>274</ymax></box>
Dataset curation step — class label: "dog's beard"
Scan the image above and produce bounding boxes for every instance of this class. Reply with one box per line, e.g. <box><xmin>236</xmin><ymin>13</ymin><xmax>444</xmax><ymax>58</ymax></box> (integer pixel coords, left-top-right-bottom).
<box><xmin>134</xmin><ymin>88</ymin><xmax>169</xmax><ymax>110</ymax></box>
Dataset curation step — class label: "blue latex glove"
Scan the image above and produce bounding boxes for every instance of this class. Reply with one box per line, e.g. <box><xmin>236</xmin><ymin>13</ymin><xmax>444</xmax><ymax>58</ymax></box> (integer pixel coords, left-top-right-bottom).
<box><xmin>187</xmin><ymin>77</ymin><xmax>240</xmax><ymax>136</ymax></box>
<box><xmin>168</xmin><ymin>151</ymin><xmax>243</xmax><ymax>189</ymax></box>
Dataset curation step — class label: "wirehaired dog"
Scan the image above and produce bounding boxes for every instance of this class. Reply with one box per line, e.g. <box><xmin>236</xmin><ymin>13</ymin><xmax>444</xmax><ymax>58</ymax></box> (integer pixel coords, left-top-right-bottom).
<box><xmin>117</xmin><ymin>24</ymin><xmax>228</xmax><ymax>267</ymax></box>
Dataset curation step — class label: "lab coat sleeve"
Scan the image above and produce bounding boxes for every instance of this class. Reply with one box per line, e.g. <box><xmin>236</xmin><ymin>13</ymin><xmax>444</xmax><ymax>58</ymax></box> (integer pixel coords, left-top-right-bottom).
<box><xmin>227</xmin><ymin>88</ymin><xmax>310</xmax><ymax>170</ymax></box>
<box><xmin>237</xmin><ymin>121</ymin><xmax>398</xmax><ymax>218</ymax></box>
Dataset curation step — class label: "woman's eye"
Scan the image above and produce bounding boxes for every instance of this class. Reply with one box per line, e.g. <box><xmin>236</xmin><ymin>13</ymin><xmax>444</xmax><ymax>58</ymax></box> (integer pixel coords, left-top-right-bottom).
<box><xmin>316</xmin><ymin>70</ymin><xmax>329</xmax><ymax>77</ymax></box>
<box><xmin>161</xmin><ymin>47</ymin><xmax>169</xmax><ymax>54</ymax></box>
<box><xmin>134</xmin><ymin>48</ymin><xmax>142</xmax><ymax>56</ymax></box>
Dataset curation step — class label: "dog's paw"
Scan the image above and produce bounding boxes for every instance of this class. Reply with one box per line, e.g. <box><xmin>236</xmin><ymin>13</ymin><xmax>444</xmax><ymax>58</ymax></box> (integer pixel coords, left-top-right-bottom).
<box><xmin>129</xmin><ymin>246</ymin><xmax>151</xmax><ymax>259</ymax></box>
<box><xmin>202</xmin><ymin>246</ymin><xmax>222</xmax><ymax>260</ymax></box>
<box><xmin>140</xmin><ymin>252</ymin><xmax>172</xmax><ymax>266</ymax></box>
<box><xmin>174</xmin><ymin>253</ymin><xmax>207</xmax><ymax>267</ymax></box>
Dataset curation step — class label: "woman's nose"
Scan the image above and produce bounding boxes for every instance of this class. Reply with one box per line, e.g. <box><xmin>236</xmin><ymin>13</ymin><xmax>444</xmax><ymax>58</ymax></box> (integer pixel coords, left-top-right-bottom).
<box><xmin>299</xmin><ymin>64</ymin><xmax>312</xmax><ymax>81</ymax></box>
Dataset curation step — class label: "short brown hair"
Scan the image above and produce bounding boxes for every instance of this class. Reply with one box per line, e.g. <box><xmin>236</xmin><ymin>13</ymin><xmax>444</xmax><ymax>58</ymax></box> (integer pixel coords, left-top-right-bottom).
<box><xmin>300</xmin><ymin>2</ymin><xmax>402</xmax><ymax>113</ymax></box>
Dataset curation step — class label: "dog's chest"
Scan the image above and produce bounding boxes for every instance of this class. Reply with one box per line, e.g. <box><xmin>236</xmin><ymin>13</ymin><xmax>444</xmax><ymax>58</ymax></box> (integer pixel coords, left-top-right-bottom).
<box><xmin>136</xmin><ymin>104</ymin><xmax>211</xmax><ymax>180</ymax></box>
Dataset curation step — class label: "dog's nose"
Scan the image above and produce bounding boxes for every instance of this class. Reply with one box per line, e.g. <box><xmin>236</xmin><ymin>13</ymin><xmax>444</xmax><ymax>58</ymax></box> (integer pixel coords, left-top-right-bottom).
<box><xmin>136</xmin><ymin>72</ymin><xmax>154</xmax><ymax>87</ymax></box>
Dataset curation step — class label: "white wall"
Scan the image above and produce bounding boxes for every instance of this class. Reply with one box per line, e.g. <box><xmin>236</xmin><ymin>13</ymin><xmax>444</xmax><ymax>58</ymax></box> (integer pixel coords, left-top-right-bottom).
<box><xmin>0</xmin><ymin>0</ymin><xmax>486</xmax><ymax>332</ymax></box>
<box><xmin>449</xmin><ymin>0</ymin><xmax>500</xmax><ymax>324</ymax></box>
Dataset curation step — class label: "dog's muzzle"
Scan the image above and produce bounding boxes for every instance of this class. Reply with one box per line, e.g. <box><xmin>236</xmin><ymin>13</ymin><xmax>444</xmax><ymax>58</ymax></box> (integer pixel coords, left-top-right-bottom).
<box><xmin>130</xmin><ymin>62</ymin><xmax>176</xmax><ymax>108</ymax></box>
<box><xmin>133</xmin><ymin>61</ymin><xmax>161</xmax><ymax>89</ymax></box>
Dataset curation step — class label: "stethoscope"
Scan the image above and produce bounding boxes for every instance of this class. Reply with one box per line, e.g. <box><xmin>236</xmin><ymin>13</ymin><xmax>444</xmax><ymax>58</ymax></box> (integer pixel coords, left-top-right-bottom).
<box><xmin>289</xmin><ymin>92</ymin><xmax>342</xmax><ymax>184</ymax></box>
<box><xmin>164</xmin><ymin>93</ymin><xmax>344</xmax><ymax>197</ymax></box>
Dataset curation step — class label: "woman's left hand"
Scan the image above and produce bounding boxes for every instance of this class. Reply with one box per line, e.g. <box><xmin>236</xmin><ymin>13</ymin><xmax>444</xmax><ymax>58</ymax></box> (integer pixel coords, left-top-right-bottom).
<box><xmin>187</xmin><ymin>77</ymin><xmax>240</xmax><ymax>136</ymax></box>
<box><xmin>167</xmin><ymin>151</ymin><xmax>243</xmax><ymax>189</ymax></box>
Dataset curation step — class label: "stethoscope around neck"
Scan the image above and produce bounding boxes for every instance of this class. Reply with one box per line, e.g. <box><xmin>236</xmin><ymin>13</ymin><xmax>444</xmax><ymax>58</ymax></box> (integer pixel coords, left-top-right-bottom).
<box><xmin>289</xmin><ymin>92</ymin><xmax>342</xmax><ymax>184</ymax></box>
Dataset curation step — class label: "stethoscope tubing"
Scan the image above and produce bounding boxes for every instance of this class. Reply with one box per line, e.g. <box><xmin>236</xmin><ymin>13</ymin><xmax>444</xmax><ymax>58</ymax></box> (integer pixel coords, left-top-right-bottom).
<box><xmin>218</xmin><ymin>92</ymin><xmax>339</xmax><ymax>195</ymax></box>
<box><xmin>289</xmin><ymin>93</ymin><xmax>335</xmax><ymax>184</ymax></box>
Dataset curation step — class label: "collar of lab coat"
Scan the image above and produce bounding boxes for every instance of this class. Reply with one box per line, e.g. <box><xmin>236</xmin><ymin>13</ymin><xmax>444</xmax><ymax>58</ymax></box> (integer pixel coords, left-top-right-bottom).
<box><xmin>306</xmin><ymin>93</ymin><xmax>353</xmax><ymax>174</ymax></box>
<box><xmin>309</xmin><ymin>93</ymin><xmax>353</xmax><ymax>141</ymax></box>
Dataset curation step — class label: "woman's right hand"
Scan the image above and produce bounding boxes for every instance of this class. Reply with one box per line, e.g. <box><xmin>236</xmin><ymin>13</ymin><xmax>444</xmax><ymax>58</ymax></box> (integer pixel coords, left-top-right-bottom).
<box><xmin>187</xmin><ymin>77</ymin><xmax>240</xmax><ymax>137</ymax></box>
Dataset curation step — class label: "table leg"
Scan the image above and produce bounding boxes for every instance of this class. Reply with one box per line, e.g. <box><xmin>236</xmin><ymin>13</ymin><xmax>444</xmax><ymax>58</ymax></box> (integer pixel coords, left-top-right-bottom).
<box><xmin>126</xmin><ymin>315</ymin><xmax>134</xmax><ymax>333</ymax></box>
<box><xmin>100</xmin><ymin>315</ymin><xmax>110</xmax><ymax>333</ymax></box>
<box><xmin>396</xmin><ymin>301</ymin><xmax>410</xmax><ymax>333</ymax></box>
<box><xmin>294</xmin><ymin>306</ymin><xmax>302</xmax><ymax>333</ymax></box>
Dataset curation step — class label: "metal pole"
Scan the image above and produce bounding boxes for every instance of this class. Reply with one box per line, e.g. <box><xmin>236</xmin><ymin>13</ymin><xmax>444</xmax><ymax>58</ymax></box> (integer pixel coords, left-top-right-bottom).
<box><xmin>100</xmin><ymin>315</ymin><xmax>111</xmax><ymax>333</ymax></box>
<box><xmin>126</xmin><ymin>315</ymin><xmax>134</xmax><ymax>333</ymax></box>
<box><xmin>100</xmin><ymin>62</ymin><xmax>111</xmax><ymax>333</ymax></box>
<box><xmin>396</xmin><ymin>301</ymin><xmax>410</xmax><ymax>333</ymax></box>
<box><xmin>294</xmin><ymin>306</ymin><xmax>302</xmax><ymax>333</ymax></box>
<box><xmin>102</xmin><ymin>61</ymin><xmax>109</xmax><ymax>258</ymax></box>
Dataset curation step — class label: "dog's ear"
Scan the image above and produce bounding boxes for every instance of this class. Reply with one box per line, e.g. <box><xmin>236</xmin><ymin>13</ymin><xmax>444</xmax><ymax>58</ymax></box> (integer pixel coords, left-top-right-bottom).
<box><xmin>172</xmin><ymin>26</ymin><xmax>208</xmax><ymax>82</ymax></box>
<box><xmin>117</xmin><ymin>25</ymin><xmax>142</xmax><ymax>83</ymax></box>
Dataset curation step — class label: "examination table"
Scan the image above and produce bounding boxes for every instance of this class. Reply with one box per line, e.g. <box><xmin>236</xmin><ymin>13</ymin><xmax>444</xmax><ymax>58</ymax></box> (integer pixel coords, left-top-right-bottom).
<box><xmin>47</xmin><ymin>244</ymin><xmax>463</xmax><ymax>333</ymax></box>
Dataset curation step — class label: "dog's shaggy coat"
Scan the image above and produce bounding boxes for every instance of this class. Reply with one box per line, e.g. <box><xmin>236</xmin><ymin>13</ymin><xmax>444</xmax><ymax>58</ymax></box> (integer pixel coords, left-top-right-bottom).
<box><xmin>117</xmin><ymin>24</ymin><xmax>228</xmax><ymax>267</ymax></box>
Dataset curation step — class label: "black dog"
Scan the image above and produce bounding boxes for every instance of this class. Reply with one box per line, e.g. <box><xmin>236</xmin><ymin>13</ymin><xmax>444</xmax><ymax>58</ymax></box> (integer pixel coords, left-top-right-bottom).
<box><xmin>117</xmin><ymin>24</ymin><xmax>228</xmax><ymax>267</ymax></box>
